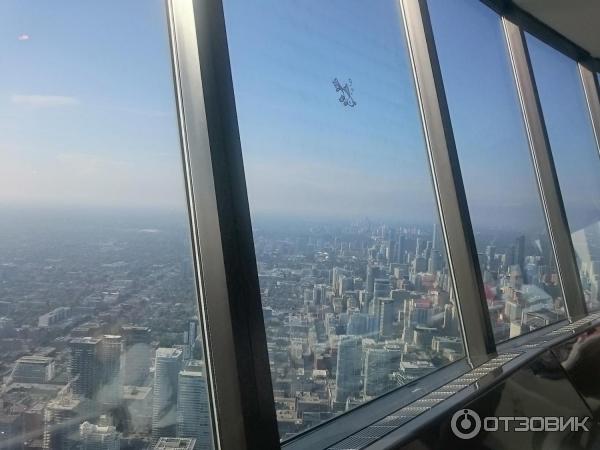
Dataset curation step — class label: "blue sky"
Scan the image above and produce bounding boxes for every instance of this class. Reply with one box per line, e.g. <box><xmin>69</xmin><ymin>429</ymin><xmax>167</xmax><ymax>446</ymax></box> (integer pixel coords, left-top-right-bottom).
<box><xmin>1</xmin><ymin>0</ymin><xmax>598</xmax><ymax>229</ymax></box>
<box><xmin>225</xmin><ymin>0</ymin><xmax>439</xmax><ymax>222</ymax></box>
<box><xmin>527</xmin><ymin>33</ymin><xmax>600</xmax><ymax>233</ymax></box>
<box><xmin>0</xmin><ymin>0</ymin><xmax>185</xmax><ymax>210</ymax></box>
<box><xmin>428</xmin><ymin>0</ymin><xmax>552</xmax><ymax>233</ymax></box>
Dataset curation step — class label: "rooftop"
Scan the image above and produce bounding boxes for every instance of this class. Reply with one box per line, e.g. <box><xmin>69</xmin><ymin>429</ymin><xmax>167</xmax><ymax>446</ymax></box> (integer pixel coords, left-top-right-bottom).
<box><xmin>154</xmin><ymin>437</ymin><xmax>197</xmax><ymax>450</ymax></box>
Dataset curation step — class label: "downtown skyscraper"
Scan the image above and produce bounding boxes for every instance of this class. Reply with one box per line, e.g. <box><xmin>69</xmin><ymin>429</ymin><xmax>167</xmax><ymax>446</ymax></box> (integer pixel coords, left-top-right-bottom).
<box><xmin>177</xmin><ymin>360</ymin><xmax>212</xmax><ymax>448</ymax></box>
<box><xmin>70</xmin><ymin>337</ymin><xmax>102</xmax><ymax>400</ymax></box>
<box><xmin>334</xmin><ymin>336</ymin><xmax>362</xmax><ymax>405</ymax></box>
<box><xmin>152</xmin><ymin>348</ymin><xmax>183</xmax><ymax>443</ymax></box>
<box><xmin>98</xmin><ymin>335</ymin><xmax>123</xmax><ymax>407</ymax></box>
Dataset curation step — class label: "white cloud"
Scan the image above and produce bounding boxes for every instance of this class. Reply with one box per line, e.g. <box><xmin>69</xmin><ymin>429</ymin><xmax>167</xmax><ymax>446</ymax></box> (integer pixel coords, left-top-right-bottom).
<box><xmin>17</xmin><ymin>34</ymin><xmax>30</xmax><ymax>41</ymax></box>
<box><xmin>11</xmin><ymin>94</ymin><xmax>80</xmax><ymax>108</ymax></box>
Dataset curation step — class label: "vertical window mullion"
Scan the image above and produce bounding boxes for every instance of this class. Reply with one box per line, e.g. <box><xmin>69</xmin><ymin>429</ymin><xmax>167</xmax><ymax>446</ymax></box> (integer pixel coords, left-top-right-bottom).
<box><xmin>400</xmin><ymin>0</ymin><xmax>496</xmax><ymax>364</ymax></box>
<box><xmin>579</xmin><ymin>64</ymin><xmax>600</xmax><ymax>160</ymax></box>
<box><xmin>167</xmin><ymin>1</ymin><xmax>280</xmax><ymax>449</ymax></box>
<box><xmin>502</xmin><ymin>18</ymin><xmax>587</xmax><ymax>320</ymax></box>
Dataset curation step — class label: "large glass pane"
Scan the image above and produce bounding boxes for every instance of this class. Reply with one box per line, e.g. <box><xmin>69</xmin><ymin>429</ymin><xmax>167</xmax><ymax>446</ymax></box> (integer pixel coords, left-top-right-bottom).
<box><xmin>0</xmin><ymin>2</ymin><xmax>213</xmax><ymax>449</ymax></box>
<box><xmin>527</xmin><ymin>35</ymin><xmax>600</xmax><ymax>312</ymax></box>
<box><xmin>223</xmin><ymin>0</ymin><xmax>465</xmax><ymax>440</ymax></box>
<box><xmin>428</xmin><ymin>0</ymin><xmax>566</xmax><ymax>342</ymax></box>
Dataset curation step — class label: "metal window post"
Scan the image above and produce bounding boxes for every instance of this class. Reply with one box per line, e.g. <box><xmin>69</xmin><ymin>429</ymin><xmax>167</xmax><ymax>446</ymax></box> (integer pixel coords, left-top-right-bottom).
<box><xmin>400</xmin><ymin>0</ymin><xmax>496</xmax><ymax>364</ymax></box>
<box><xmin>503</xmin><ymin>18</ymin><xmax>587</xmax><ymax>320</ymax></box>
<box><xmin>579</xmin><ymin>63</ymin><xmax>600</xmax><ymax>157</ymax></box>
<box><xmin>166</xmin><ymin>1</ymin><xmax>280</xmax><ymax>449</ymax></box>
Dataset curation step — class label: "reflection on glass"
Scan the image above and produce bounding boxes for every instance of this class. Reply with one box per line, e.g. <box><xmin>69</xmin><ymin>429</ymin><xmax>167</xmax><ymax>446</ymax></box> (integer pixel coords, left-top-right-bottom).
<box><xmin>0</xmin><ymin>1</ymin><xmax>212</xmax><ymax>449</ymax></box>
<box><xmin>223</xmin><ymin>0</ymin><xmax>465</xmax><ymax>439</ymax></box>
<box><xmin>527</xmin><ymin>35</ymin><xmax>600</xmax><ymax>313</ymax></box>
<box><xmin>428</xmin><ymin>0</ymin><xmax>566</xmax><ymax>342</ymax></box>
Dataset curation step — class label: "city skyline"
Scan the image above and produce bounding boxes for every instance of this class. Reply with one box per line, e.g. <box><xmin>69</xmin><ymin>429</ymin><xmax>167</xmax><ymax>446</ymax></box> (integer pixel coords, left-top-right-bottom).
<box><xmin>2</xmin><ymin>205</ymin><xmax>598</xmax><ymax>447</ymax></box>
<box><xmin>1</xmin><ymin>0</ymin><xmax>600</xmax><ymax>449</ymax></box>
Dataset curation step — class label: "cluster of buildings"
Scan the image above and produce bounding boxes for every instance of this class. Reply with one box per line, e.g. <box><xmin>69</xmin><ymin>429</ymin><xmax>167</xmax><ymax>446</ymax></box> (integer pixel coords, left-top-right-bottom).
<box><xmin>1</xmin><ymin>321</ymin><xmax>211</xmax><ymax>450</ymax></box>
<box><xmin>477</xmin><ymin>235</ymin><xmax>565</xmax><ymax>340</ymax></box>
<box><xmin>0</xmin><ymin>225</ymin><xmax>213</xmax><ymax>450</ymax></box>
<box><xmin>254</xmin><ymin>222</ymin><xmax>463</xmax><ymax>437</ymax></box>
<box><xmin>254</xmin><ymin>221</ymin><xmax>574</xmax><ymax>437</ymax></box>
<box><xmin>572</xmin><ymin>223</ymin><xmax>600</xmax><ymax>312</ymax></box>
<box><xmin>3</xmin><ymin>214</ymin><xmax>594</xmax><ymax>447</ymax></box>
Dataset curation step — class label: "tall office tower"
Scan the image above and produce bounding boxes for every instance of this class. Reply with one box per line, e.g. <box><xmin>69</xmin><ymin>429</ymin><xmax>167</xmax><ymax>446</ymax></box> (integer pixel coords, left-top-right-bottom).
<box><xmin>443</xmin><ymin>304</ymin><xmax>460</xmax><ymax>336</ymax></box>
<box><xmin>122</xmin><ymin>326</ymin><xmax>152</xmax><ymax>386</ymax></box>
<box><xmin>346</xmin><ymin>293</ymin><xmax>359</xmax><ymax>310</ymax></box>
<box><xmin>416</xmin><ymin>237</ymin><xmax>425</xmax><ymax>256</ymax></box>
<box><xmin>424</xmin><ymin>241</ymin><xmax>432</xmax><ymax>260</ymax></box>
<box><xmin>371</xmin><ymin>278</ymin><xmax>391</xmax><ymax>328</ymax></box>
<box><xmin>509</xmin><ymin>265</ymin><xmax>524</xmax><ymax>290</ymax></box>
<box><xmin>413</xmin><ymin>301</ymin><xmax>433</xmax><ymax>326</ymax></box>
<box><xmin>43</xmin><ymin>396</ymin><xmax>81</xmax><ymax>450</ymax></box>
<box><xmin>176</xmin><ymin>360</ymin><xmax>212</xmax><ymax>448</ymax></box>
<box><xmin>378</xmin><ymin>299</ymin><xmax>395</xmax><ymax>339</ymax></box>
<box><xmin>514</xmin><ymin>235</ymin><xmax>526</xmax><ymax>278</ymax></box>
<box><xmin>524</xmin><ymin>261</ymin><xmax>541</xmax><ymax>287</ymax></box>
<box><xmin>335</xmin><ymin>336</ymin><xmax>362</xmax><ymax>404</ymax></box>
<box><xmin>412</xmin><ymin>256</ymin><xmax>428</xmax><ymax>274</ymax></box>
<box><xmin>373</xmin><ymin>278</ymin><xmax>391</xmax><ymax>299</ymax></box>
<box><xmin>183</xmin><ymin>320</ymin><xmax>199</xmax><ymax>360</ymax></box>
<box><xmin>538</xmin><ymin>234</ymin><xmax>554</xmax><ymax>267</ymax></box>
<box><xmin>70</xmin><ymin>337</ymin><xmax>101</xmax><ymax>399</ymax></box>
<box><xmin>485</xmin><ymin>245</ymin><xmax>496</xmax><ymax>269</ymax></box>
<box><xmin>80</xmin><ymin>416</ymin><xmax>120</xmax><ymax>450</ymax></box>
<box><xmin>152</xmin><ymin>348</ymin><xmax>183</xmax><ymax>443</ymax></box>
<box><xmin>188</xmin><ymin>320</ymin><xmax>198</xmax><ymax>350</ymax></box>
<box><xmin>402</xmin><ymin>300</ymin><xmax>433</xmax><ymax>342</ymax></box>
<box><xmin>363</xmin><ymin>346</ymin><xmax>402</xmax><ymax>397</ymax></box>
<box><xmin>312</xmin><ymin>285</ymin><xmax>322</xmax><ymax>305</ymax></box>
<box><xmin>432</xmin><ymin>223</ymin><xmax>441</xmax><ymax>251</ymax></box>
<box><xmin>338</xmin><ymin>275</ymin><xmax>354</xmax><ymax>296</ymax></box>
<box><xmin>98</xmin><ymin>335</ymin><xmax>122</xmax><ymax>406</ymax></box>
<box><xmin>365</xmin><ymin>265</ymin><xmax>380</xmax><ymax>301</ymax></box>
<box><xmin>386</xmin><ymin>239</ymin><xmax>395</xmax><ymax>263</ymax></box>
<box><xmin>428</xmin><ymin>249</ymin><xmax>443</xmax><ymax>274</ymax></box>
<box><xmin>346</xmin><ymin>312</ymin><xmax>368</xmax><ymax>336</ymax></box>
<box><xmin>154</xmin><ymin>438</ymin><xmax>196</xmax><ymax>450</ymax></box>
<box><xmin>332</xmin><ymin>267</ymin><xmax>346</xmax><ymax>292</ymax></box>
<box><xmin>393</xmin><ymin>235</ymin><xmax>406</xmax><ymax>264</ymax></box>
<box><xmin>358</xmin><ymin>290</ymin><xmax>369</xmax><ymax>312</ymax></box>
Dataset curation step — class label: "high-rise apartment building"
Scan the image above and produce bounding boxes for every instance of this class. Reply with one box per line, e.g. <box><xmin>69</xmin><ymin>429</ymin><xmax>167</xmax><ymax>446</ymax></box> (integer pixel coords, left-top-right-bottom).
<box><xmin>378</xmin><ymin>298</ymin><xmax>395</xmax><ymax>339</ymax></box>
<box><xmin>152</xmin><ymin>348</ymin><xmax>183</xmax><ymax>443</ymax></box>
<box><xmin>70</xmin><ymin>337</ymin><xmax>102</xmax><ymax>399</ymax></box>
<box><xmin>334</xmin><ymin>336</ymin><xmax>362</xmax><ymax>404</ymax></box>
<box><xmin>363</xmin><ymin>346</ymin><xmax>402</xmax><ymax>397</ymax></box>
<box><xmin>176</xmin><ymin>360</ymin><xmax>211</xmax><ymax>448</ymax></box>
<box><xmin>43</xmin><ymin>396</ymin><xmax>81</xmax><ymax>450</ymax></box>
<box><xmin>98</xmin><ymin>335</ymin><xmax>122</xmax><ymax>406</ymax></box>
<box><xmin>122</xmin><ymin>326</ymin><xmax>152</xmax><ymax>386</ymax></box>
